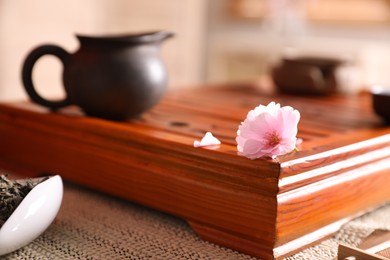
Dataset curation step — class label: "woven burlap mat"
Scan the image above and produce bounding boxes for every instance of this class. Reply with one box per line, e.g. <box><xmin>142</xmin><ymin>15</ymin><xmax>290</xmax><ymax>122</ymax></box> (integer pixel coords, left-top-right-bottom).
<box><xmin>3</xmin><ymin>182</ymin><xmax>390</xmax><ymax>260</ymax></box>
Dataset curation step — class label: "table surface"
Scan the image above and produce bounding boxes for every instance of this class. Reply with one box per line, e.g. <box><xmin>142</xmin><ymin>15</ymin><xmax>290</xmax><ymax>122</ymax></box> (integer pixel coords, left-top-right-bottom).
<box><xmin>2</xmin><ymin>177</ymin><xmax>389</xmax><ymax>260</ymax></box>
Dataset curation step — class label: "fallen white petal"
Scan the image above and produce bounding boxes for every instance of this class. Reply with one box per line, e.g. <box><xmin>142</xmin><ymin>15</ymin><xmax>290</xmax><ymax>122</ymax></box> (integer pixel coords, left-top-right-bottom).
<box><xmin>193</xmin><ymin>132</ymin><xmax>221</xmax><ymax>148</ymax></box>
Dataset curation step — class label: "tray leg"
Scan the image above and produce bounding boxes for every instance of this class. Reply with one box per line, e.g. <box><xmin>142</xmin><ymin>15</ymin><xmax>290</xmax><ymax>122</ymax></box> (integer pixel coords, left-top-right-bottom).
<box><xmin>189</xmin><ymin>221</ymin><xmax>275</xmax><ymax>260</ymax></box>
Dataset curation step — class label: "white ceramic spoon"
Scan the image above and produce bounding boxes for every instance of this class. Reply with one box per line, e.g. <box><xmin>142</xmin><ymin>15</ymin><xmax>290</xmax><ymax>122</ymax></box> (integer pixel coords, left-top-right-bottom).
<box><xmin>0</xmin><ymin>175</ymin><xmax>63</xmax><ymax>256</ymax></box>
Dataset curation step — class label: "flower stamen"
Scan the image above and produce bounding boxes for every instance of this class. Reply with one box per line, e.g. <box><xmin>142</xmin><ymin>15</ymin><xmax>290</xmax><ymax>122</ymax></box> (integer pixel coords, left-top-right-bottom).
<box><xmin>266</xmin><ymin>131</ymin><xmax>280</xmax><ymax>147</ymax></box>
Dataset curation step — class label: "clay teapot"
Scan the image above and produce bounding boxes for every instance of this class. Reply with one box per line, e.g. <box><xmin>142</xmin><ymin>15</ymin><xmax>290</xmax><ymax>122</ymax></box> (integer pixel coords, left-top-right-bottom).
<box><xmin>22</xmin><ymin>31</ymin><xmax>174</xmax><ymax>120</ymax></box>
<box><xmin>272</xmin><ymin>57</ymin><xmax>343</xmax><ymax>95</ymax></box>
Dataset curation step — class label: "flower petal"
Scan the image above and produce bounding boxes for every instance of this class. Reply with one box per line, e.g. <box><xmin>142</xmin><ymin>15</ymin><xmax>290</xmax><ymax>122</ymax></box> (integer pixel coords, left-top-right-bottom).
<box><xmin>194</xmin><ymin>132</ymin><xmax>221</xmax><ymax>148</ymax></box>
<box><xmin>242</xmin><ymin>139</ymin><xmax>263</xmax><ymax>155</ymax></box>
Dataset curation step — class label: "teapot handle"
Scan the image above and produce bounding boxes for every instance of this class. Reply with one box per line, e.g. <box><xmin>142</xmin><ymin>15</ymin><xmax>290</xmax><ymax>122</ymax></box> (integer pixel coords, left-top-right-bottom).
<box><xmin>22</xmin><ymin>45</ymin><xmax>72</xmax><ymax>110</ymax></box>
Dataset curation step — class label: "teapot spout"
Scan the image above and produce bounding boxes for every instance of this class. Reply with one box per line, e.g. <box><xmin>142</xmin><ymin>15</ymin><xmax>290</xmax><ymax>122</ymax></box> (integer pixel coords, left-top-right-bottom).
<box><xmin>153</xmin><ymin>31</ymin><xmax>175</xmax><ymax>42</ymax></box>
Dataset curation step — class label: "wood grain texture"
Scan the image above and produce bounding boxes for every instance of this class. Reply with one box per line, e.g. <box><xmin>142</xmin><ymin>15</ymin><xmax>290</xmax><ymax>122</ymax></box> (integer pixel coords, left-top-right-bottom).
<box><xmin>0</xmin><ymin>83</ymin><xmax>388</xmax><ymax>259</ymax></box>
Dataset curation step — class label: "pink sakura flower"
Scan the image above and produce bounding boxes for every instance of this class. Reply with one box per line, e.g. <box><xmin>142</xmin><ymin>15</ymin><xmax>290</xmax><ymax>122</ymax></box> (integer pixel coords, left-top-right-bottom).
<box><xmin>236</xmin><ymin>102</ymin><xmax>300</xmax><ymax>159</ymax></box>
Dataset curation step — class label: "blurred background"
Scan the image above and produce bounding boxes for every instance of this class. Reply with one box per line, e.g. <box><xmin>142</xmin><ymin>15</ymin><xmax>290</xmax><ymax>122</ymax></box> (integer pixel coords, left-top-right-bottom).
<box><xmin>2</xmin><ymin>0</ymin><xmax>390</xmax><ymax>100</ymax></box>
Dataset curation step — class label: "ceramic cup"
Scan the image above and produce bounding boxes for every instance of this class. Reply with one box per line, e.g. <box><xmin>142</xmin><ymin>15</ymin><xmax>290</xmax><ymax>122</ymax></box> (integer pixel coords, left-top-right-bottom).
<box><xmin>0</xmin><ymin>175</ymin><xmax>63</xmax><ymax>256</ymax></box>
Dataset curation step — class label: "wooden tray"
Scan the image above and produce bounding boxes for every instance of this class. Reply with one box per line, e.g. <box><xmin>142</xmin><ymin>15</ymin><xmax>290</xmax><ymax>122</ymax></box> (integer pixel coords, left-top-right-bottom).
<box><xmin>0</xmin><ymin>83</ymin><xmax>389</xmax><ymax>259</ymax></box>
